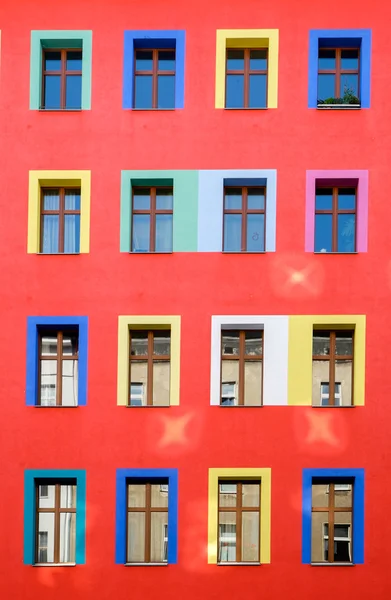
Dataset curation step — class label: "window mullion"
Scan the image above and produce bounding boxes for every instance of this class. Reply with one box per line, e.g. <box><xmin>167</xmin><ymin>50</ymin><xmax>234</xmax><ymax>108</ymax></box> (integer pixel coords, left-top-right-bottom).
<box><xmin>147</xmin><ymin>332</ymin><xmax>154</xmax><ymax>406</ymax></box>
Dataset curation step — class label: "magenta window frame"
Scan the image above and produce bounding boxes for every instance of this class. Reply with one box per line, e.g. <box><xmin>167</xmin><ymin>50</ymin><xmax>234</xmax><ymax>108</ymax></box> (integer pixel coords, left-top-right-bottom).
<box><xmin>305</xmin><ymin>170</ymin><xmax>368</xmax><ymax>253</ymax></box>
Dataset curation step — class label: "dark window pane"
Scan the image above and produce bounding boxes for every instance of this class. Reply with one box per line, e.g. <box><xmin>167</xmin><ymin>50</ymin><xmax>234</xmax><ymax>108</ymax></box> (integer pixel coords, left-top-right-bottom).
<box><xmin>250</xmin><ymin>50</ymin><xmax>267</xmax><ymax>70</ymax></box>
<box><xmin>134</xmin><ymin>75</ymin><xmax>153</xmax><ymax>109</ymax></box>
<box><xmin>44</xmin><ymin>52</ymin><xmax>61</xmax><ymax>71</ymax></box>
<box><xmin>245</xmin><ymin>331</ymin><xmax>263</xmax><ymax>355</ymax></box>
<box><xmin>43</xmin><ymin>191</ymin><xmax>59</xmax><ymax>211</ymax></box>
<box><xmin>133</xmin><ymin>190</ymin><xmax>151</xmax><ymax>210</ymax></box>
<box><xmin>315</xmin><ymin>214</ymin><xmax>332</xmax><ymax>253</ymax></box>
<box><xmin>341</xmin><ymin>50</ymin><xmax>359</xmax><ymax>70</ymax></box>
<box><xmin>224</xmin><ymin>214</ymin><xmax>242</xmax><ymax>251</ymax></box>
<box><xmin>338</xmin><ymin>189</ymin><xmax>356</xmax><ymax>210</ymax></box>
<box><xmin>158</xmin><ymin>50</ymin><xmax>175</xmax><ymax>71</ymax></box>
<box><xmin>249</xmin><ymin>74</ymin><xmax>267</xmax><ymax>108</ymax></box>
<box><xmin>335</xmin><ymin>333</ymin><xmax>353</xmax><ymax>356</ymax></box>
<box><xmin>155</xmin><ymin>215</ymin><xmax>173</xmax><ymax>252</ymax></box>
<box><xmin>65</xmin><ymin>75</ymin><xmax>82</xmax><ymax>109</ymax></box>
<box><xmin>156</xmin><ymin>190</ymin><xmax>173</xmax><ymax>210</ymax></box>
<box><xmin>340</xmin><ymin>74</ymin><xmax>359</xmax><ymax>97</ymax></box>
<box><xmin>224</xmin><ymin>189</ymin><xmax>242</xmax><ymax>210</ymax></box>
<box><xmin>313</xmin><ymin>334</ymin><xmax>330</xmax><ymax>356</ymax></box>
<box><xmin>130</xmin><ymin>331</ymin><xmax>148</xmax><ymax>356</ymax></box>
<box><xmin>132</xmin><ymin>214</ymin><xmax>150</xmax><ymax>251</ymax></box>
<box><xmin>65</xmin><ymin>190</ymin><xmax>81</xmax><ymax>211</ymax></box>
<box><xmin>318</xmin><ymin>49</ymin><xmax>336</xmax><ymax>70</ymax></box>
<box><xmin>44</xmin><ymin>75</ymin><xmax>61</xmax><ymax>109</ymax></box>
<box><xmin>66</xmin><ymin>51</ymin><xmax>82</xmax><ymax>71</ymax></box>
<box><xmin>42</xmin><ymin>215</ymin><xmax>59</xmax><ymax>253</ymax></box>
<box><xmin>247</xmin><ymin>188</ymin><xmax>265</xmax><ymax>210</ymax></box>
<box><xmin>226</xmin><ymin>49</ymin><xmax>244</xmax><ymax>70</ymax></box>
<box><xmin>338</xmin><ymin>214</ymin><xmax>356</xmax><ymax>252</ymax></box>
<box><xmin>153</xmin><ymin>332</ymin><xmax>171</xmax><ymax>355</ymax></box>
<box><xmin>64</xmin><ymin>215</ymin><xmax>80</xmax><ymax>253</ymax></box>
<box><xmin>157</xmin><ymin>75</ymin><xmax>175</xmax><ymax>108</ymax></box>
<box><xmin>222</xmin><ymin>331</ymin><xmax>240</xmax><ymax>355</ymax></box>
<box><xmin>226</xmin><ymin>74</ymin><xmax>244</xmax><ymax>108</ymax></box>
<box><xmin>247</xmin><ymin>214</ymin><xmax>265</xmax><ymax>252</ymax></box>
<box><xmin>315</xmin><ymin>189</ymin><xmax>333</xmax><ymax>210</ymax></box>
<box><xmin>318</xmin><ymin>74</ymin><xmax>335</xmax><ymax>99</ymax></box>
<box><xmin>135</xmin><ymin>51</ymin><xmax>153</xmax><ymax>71</ymax></box>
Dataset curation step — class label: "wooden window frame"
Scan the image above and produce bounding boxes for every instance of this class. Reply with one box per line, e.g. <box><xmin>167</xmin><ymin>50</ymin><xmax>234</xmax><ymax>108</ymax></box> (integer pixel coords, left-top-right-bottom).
<box><xmin>223</xmin><ymin>186</ymin><xmax>266</xmax><ymax>252</ymax></box>
<box><xmin>35</xmin><ymin>482</ymin><xmax>76</xmax><ymax>564</ymax></box>
<box><xmin>131</xmin><ymin>186</ymin><xmax>173</xmax><ymax>253</ymax></box>
<box><xmin>218</xmin><ymin>480</ymin><xmax>261</xmax><ymax>563</ymax></box>
<box><xmin>41</xmin><ymin>48</ymin><xmax>82</xmax><ymax>110</ymax></box>
<box><xmin>40</xmin><ymin>187</ymin><xmax>81</xmax><ymax>253</ymax></box>
<box><xmin>311</xmin><ymin>482</ymin><xmax>353</xmax><ymax>564</ymax></box>
<box><xmin>312</xmin><ymin>330</ymin><xmax>354</xmax><ymax>406</ymax></box>
<box><xmin>38</xmin><ymin>329</ymin><xmax>79</xmax><ymax>406</ymax></box>
<box><xmin>129</xmin><ymin>330</ymin><xmax>171</xmax><ymax>406</ymax></box>
<box><xmin>126</xmin><ymin>481</ymin><xmax>168</xmax><ymax>563</ymax></box>
<box><xmin>225</xmin><ymin>48</ymin><xmax>268</xmax><ymax>109</ymax></box>
<box><xmin>315</xmin><ymin>186</ymin><xmax>357</xmax><ymax>252</ymax></box>
<box><xmin>318</xmin><ymin>47</ymin><xmax>360</xmax><ymax>99</ymax></box>
<box><xmin>220</xmin><ymin>330</ymin><xmax>263</xmax><ymax>406</ymax></box>
<box><xmin>133</xmin><ymin>48</ymin><xmax>176</xmax><ymax>109</ymax></box>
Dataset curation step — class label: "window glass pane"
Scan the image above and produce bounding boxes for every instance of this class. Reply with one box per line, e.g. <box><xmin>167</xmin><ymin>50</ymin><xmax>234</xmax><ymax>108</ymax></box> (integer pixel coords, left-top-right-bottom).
<box><xmin>59</xmin><ymin>513</ymin><xmax>76</xmax><ymax>563</ymax></box>
<box><xmin>130</xmin><ymin>331</ymin><xmax>148</xmax><ymax>356</ymax></box>
<box><xmin>242</xmin><ymin>484</ymin><xmax>260</xmax><ymax>507</ymax></box>
<box><xmin>318</xmin><ymin>49</ymin><xmax>336</xmax><ymax>70</ymax></box>
<box><xmin>218</xmin><ymin>514</ymin><xmax>236</xmax><ymax>562</ymax></box>
<box><xmin>60</xmin><ymin>485</ymin><xmax>76</xmax><ymax>508</ymax></box>
<box><xmin>244</xmin><ymin>360</ymin><xmax>262</xmax><ymax>406</ymax></box>
<box><xmin>151</xmin><ymin>484</ymin><xmax>169</xmax><ymax>508</ymax></box>
<box><xmin>66</xmin><ymin>51</ymin><xmax>83</xmax><ymax>71</ymax></box>
<box><xmin>221</xmin><ymin>382</ymin><xmax>236</xmax><ymax>406</ymax></box>
<box><xmin>45</xmin><ymin>52</ymin><xmax>62</xmax><ymax>71</ymax></box>
<box><xmin>341</xmin><ymin>50</ymin><xmax>359</xmax><ymax>70</ymax></box>
<box><xmin>250</xmin><ymin>50</ymin><xmax>267</xmax><ymax>70</ymax></box>
<box><xmin>43</xmin><ymin>191</ymin><xmax>59</xmax><ymax>211</ymax></box>
<box><xmin>221</xmin><ymin>361</ymin><xmax>239</xmax><ymax>406</ymax></box>
<box><xmin>222</xmin><ymin>331</ymin><xmax>240</xmax><ymax>355</ymax></box>
<box><xmin>153</xmin><ymin>332</ymin><xmax>170</xmax><ymax>355</ymax></box>
<box><xmin>127</xmin><ymin>512</ymin><xmax>145</xmax><ymax>562</ymax></box>
<box><xmin>38</xmin><ymin>513</ymin><xmax>54</xmax><ymax>562</ymax></box>
<box><xmin>338</xmin><ymin>189</ymin><xmax>356</xmax><ymax>210</ymax></box>
<box><xmin>155</xmin><ymin>214</ymin><xmax>173</xmax><ymax>252</ymax></box>
<box><xmin>135</xmin><ymin>51</ymin><xmax>153</xmax><ymax>71</ymax></box>
<box><xmin>335</xmin><ymin>485</ymin><xmax>353</xmax><ymax>508</ymax></box>
<box><xmin>315</xmin><ymin>214</ymin><xmax>332</xmax><ymax>252</ymax></box>
<box><xmin>317</xmin><ymin>74</ymin><xmax>335</xmax><ymax>100</ymax></box>
<box><xmin>133</xmin><ymin>190</ymin><xmax>151</xmax><ymax>210</ymax></box>
<box><xmin>41</xmin><ymin>336</ymin><xmax>58</xmax><ymax>356</ymax></box>
<box><xmin>44</xmin><ymin>75</ymin><xmax>61</xmax><ymax>109</ymax></box>
<box><xmin>158</xmin><ymin>50</ymin><xmax>175</xmax><ymax>71</ymax></box>
<box><xmin>65</xmin><ymin>75</ymin><xmax>82</xmax><ymax>109</ymax></box>
<box><xmin>312</xmin><ymin>483</ymin><xmax>329</xmax><ymax>508</ymax></box>
<box><xmin>38</xmin><ymin>485</ymin><xmax>55</xmax><ymax>507</ymax></box>
<box><xmin>62</xmin><ymin>334</ymin><xmax>78</xmax><ymax>356</ymax></box>
<box><xmin>247</xmin><ymin>213</ymin><xmax>265</xmax><ymax>251</ymax></box>
<box><xmin>242</xmin><ymin>511</ymin><xmax>259</xmax><ymax>561</ymax></box>
<box><xmin>226</xmin><ymin>74</ymin><xmax>244</xmax><ymax>108</ymax></box>
<box><xmin>151</xmin><ymin>512</ymin><xmax>168</xmax><ymax>562</ymax></box>
<box><xmin>130</xmin><ymin>361</ymin><xmax>147</xmax><ymax>405</ymax></box>
<box><xmin>152</xmin><ymin>361</ymin><xmax>170</xmax><ymax>406</ymax></box>
<box><xmin>333</xmin><ymin>513</ymin><xmax>352</xmax><ymax>562</ymax></box>
<box><xmin>249</xmin><ymin>74</ymin><xmax>267</xmax><ymax>108</ymax></box>
<box><xmin>157</xmin><ymin>75</ymin><xmax>175</xmax><ymax>109</ymax></box>
<box><xmin>313</xmin><ymin>361</ymin><xmax>330</xmax><ymax>406</ymax></box>
<box><xmin>315</xmin><ymin>189</ymin><xmax>333</xmax><ymax>210</ymax></box>
<box><xmin>135</xmin><ymin>75</ymin><xmax>153</xmax><ymax>109</ymax></box>
<box><xmin>335</xmin><ymin>333</ymin><xmax>353</xmax><ymax>356</ymax></box>
<box><xmin>245</xmin><ymin>331</ymin><xmax>263</xmax><ymax>356</ymax></box>
<box><xmin>132</xmin><ymin>214</ymin><xmax>150</xmax><ymax>251</ymax></box>
<box><xmin>224</xmin><ymin>189</ymin><xmax>242</xmax><ymax>210</ymax></box>
<box><xmin>224</xmin><ymin>214</ymin><xmax>242</xmax><ymax>251</ymax></box>
<box><xmin>340</xmin><ymin>74</ymin><xmax>359</xmax><ymax>97</ymax></box>
<box><xmin>313</xmin><ymin>334</ymin><xmax>330</xmax><ymax>356</ymax></box>
<box><xmin>219</xmin><ymin>484</ymin><xmax>237</xmax><ymax>507</ymax></box>
<box><xmin>64</xmin><ymin>215</ymin><xmax>80</xmax><ymax>253</ymax></box>
<box><xmin>130</xmin><ymin>382</ymin><xmax>145</xmax><ymax>406</ymax></box>
<box><xmin>338</xmin><ymin>214</ymin><xmax>356</xmax><ymax>252</ymax></box>
<box><xmin>247</xmin><ymin>188</ymin><xmax>265</xmax><ymax>210</ymax></box>
<box><xmin>311</xmin><ymin>511</ymin><xmax>325</xmax><ymax>562</ymax></box>
<box><xmin>65</xmin><ymin>190</ymin><xmax>81</xmax><ymax>211</ymax></box>
<box><xmin>40</xmin><ymin>360</ymin><xmax>57</xmax><ymax>406</ymax></box>
<box><xmin>62</xmin><ymin>360</ymin><xmax>78</xmax><ymax>406</ymax></box>
<box><xmin>156</xmin><ymin>190</ymin><xmax>173</xmax><ymax>210</ymax></box>
<box><xmin>335</xmin><ymin>359</ymin><xmax>353</xmax><ymax>405</ymax></box>
<box><xmin>226</xmin><ymin>50</ymin><xmax>244</xmax><ymax>70</ymax></box>
<box><xmin>128</xmin><ymin>484</ymin><xmax>146</xmax><ymax>508</ymax></box>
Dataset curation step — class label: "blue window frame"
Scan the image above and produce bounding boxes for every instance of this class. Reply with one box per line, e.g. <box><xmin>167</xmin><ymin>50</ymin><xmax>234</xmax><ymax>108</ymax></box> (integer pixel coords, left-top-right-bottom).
<box><xmin>24</xmin><ymin>469</ymin><xmax>86</xmax><ymax>565</ymax></box>
<box><xmin>123</xmin><ymin>31</ymin><xmax>185</xmax><ymax>110</ymax></box>
<box><xmin>308</xmin><ymin>30</ymin><xmax>372</xmax><ymax>108</ymax></box>
<box><xmin>26</xmin><ymin>316</ymin><xmax>88</xmax><ymax>406</ymax></box>
<box><xmin>115</xmin><ymin>468</ymin><xmax>178</xmax><ymax>564</ymax></box>
<box><xmin>302</xmin><ymin>468</ymin><xmax>365</xmax><ymax>564</ymax></box>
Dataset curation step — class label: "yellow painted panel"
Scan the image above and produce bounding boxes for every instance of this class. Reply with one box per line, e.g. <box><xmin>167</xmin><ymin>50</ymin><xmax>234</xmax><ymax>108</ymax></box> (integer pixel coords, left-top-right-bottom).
<box><xmin>27</xmin><ymin>170</ymin><xmax>91</xmax><ymax>253</ymax></box>
<box><xmin>117</xmin><ymin>316</ymin><xmax>181</xmax><ymax>406</ymax></box>
<box><xmin>288</xmin><ymin>315</ymin><xmax>366</xmax><ymax>406</ymax></box>
<box><xmin>215</xmin><ymin>29</ymin><xmax>279</xmax><ymax>109</ymax></box>
<box><xmin>208</xmin><ymin>468</ymin><xmax>271</xmax><ymax>564</ymax></box>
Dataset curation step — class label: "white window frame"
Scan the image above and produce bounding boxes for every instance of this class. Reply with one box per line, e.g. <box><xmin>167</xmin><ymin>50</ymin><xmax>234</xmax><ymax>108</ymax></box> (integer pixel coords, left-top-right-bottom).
<box><xmin>221</xmin><ymin>381</ymin><xmax>237</xmax><ymax>406</ymax></box>
<box><xmin>320</xmin><ymin>381</ymin><xmax>342</xmax><ymax>406</ymax></box>
<box><xmin>130</xmin><ymin>382</ymin><xmax>145</xmax><ymax>406</ymax></box>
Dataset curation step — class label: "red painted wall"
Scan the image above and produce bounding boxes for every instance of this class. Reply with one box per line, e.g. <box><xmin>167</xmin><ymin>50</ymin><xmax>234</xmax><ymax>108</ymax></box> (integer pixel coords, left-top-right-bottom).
<box><xmin>0</xmin><ymin>0</ymin><xmax>390</xmax><ymax>597</ymax></box>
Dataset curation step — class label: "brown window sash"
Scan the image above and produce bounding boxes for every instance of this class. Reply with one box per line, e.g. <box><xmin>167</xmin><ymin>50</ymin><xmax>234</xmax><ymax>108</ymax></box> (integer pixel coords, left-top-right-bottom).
<box><xmin>221</xmin><ymin>330</ymin><xmax>263</xmax><ymax>405</ymax></box>
<box><xmin>38</xmin><ymin>330</ymin><xmax>79</xmax><ymax>406</ymax></box>
<box><xmin>134</xmin><ymin>49</ymin><xmax>176</xmax><ymax>109</ymax></box>
<box><xmin>318</xmin><ymin>48</ymin><xmax>360</xmax><ymax>98</ymax></box>
<box><xmin>225</xmin><ymin>48</ymin><xmax>268</xmax><ymax>108</ymax></box>
<box><xmin>312</xmin><ymin>330</ymin><xmax>354</xmax><ymax>406</ymax></box>
<box><xmin>131</xmin><ymin>186</ymin><xmax>173</xmax><ymax>252</ymax></box>
<box><xmin>40</xmin><ymin>187</ymin><xmax>81</xmax><ymax>253</ymax></box>
<box><xmin>315</xmin><ymin>187</ymin><xmax>357</xmax><ymax>252</ymax></box>
<box><xmin>42</xmin><ymin>48</ymin><xmax>82</xmax><ymax>110</ymax></box>
<box><xmin>223</xmin><ymin>186</ymin><xmax>266</xmax><ymax>252</ymax></box>
<box><xmin>129</xmin><ymin>330</ymin><xmax>171</xmax><ymax>406</ymax></box>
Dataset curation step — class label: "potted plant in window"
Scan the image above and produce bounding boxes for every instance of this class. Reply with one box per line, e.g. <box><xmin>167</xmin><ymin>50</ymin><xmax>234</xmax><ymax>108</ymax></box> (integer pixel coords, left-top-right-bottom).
<box><xmin>317</xmin><ymin>86</ymin><xmax>360</xmax><ymax>109</ymax></box>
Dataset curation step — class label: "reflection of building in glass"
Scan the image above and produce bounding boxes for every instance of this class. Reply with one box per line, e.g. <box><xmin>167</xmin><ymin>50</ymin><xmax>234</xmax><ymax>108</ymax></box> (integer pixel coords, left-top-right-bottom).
<box><xmin>311</xmin><ymin>483</ymin><xmax>352</xmax><ymax>563</ymax></box>
<box><xmin>37</xmin><ymin>484</ymin><xmax>77</xmax><ymax>564</ymax></box>
<box><xmin>221</xmin><ymin>331</ymin><xmax>263</xmax><ymax>406</ymax></box>
<box><xmin>39</xmin><ymin>332</ymin><xmax>79</xmax><ymax>406</ymax></box>
<box><xmin>312</xmin><ymin>331</ymin><xmax>353</xmax><ymax>406</ymax></box>
<box><xmin>129</xmin><ymin>331</ymin><xmax>170</xmax><ymax>406</ymax></box>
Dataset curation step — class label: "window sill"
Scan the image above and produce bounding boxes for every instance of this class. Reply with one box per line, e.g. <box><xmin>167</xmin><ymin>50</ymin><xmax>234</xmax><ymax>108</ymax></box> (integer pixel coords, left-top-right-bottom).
<box><xmin>34</xmin><ymin>563</ymin><xmax>76</xmax><ymax>567</ymax></box>
<box><xmin>125</xmin><ymin>562</ymin><xmax>168</xmax><ymax>566</ymax></box>
<box><xmin>314</xmin><ymin>251</ymin><xmax>358</xmax><ymax>255</ymax></box>
<box><xmin>311</xmin><ymin>562</ymin><xmax>355</xmax><ymax>567</ymax></box>
<box><xmin>38</xmin><ymin>109</ymin><xmax>83</xmax><ymax>112</ymax></box>
<box><xmin>130</xmin><ymin>108</ymin><xmax>176</xmax><ymax>111</ymax></box>
<box><xmin>33</xmin><ymin>405</ymin><xmax>79</xmax><ymax>408</ymax></box>
<box><xmin>217</xmin><ymin>562</ymin><xmax>261</xmax><ymax>566</ymax></box>
<box><xmin>312</xmin><ymin>405</ymin><xmax>356</xmax><ymax>408</ymax></box>
<box><xmin>219</xmin><ymin>404</ymin><xmax>263</xmax><ymax>408</ymax></box>
<box><xmin>37</xmin><ymin>252</ymin><xmax>80</xmax><ymax>256</ymax></box>
<box><xmin>129</xmin><ymin>251</ymin><xmax>173</xmax><ymax>255</ymax></box>
<box><xmin>126</xmin><ymin>405</ymin><xmax>171</xmax><ymax>408</ymax></box>
<box><xmin>222</xmin><ymin>251</ymin><xmax>266</xmax><ymax>254</ymax></box>
<box><xmin>316</xmin><ymin>104</ymin><xmax>361</xmax><ymax>110</ymax></box>
<box><xmin>224</xmin><ymin>107</ymin><xmax>268</xmax><ymax>111</ymax></box>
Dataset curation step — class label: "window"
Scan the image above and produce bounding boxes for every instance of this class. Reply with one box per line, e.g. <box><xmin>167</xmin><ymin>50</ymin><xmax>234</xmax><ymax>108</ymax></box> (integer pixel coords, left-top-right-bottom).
<box><xmin>42</xmin><ymin>49</ymin><xmax>82</xmax><ymax>110</ymax></box>
<box><xmin>311</xmin><ymin>482</ymin><xmax>353</xmax><ymax>564</ymax></box>
<box><xmin>223</xmin><ymin>187</ymin><xmax>266</xmax><ymax>252</ymax></box>
<box><xmin>35</xmin><ymin>482</ymin><xmax>77</xmax><ymax>564</ymax></box>
<box><xmin>317</xmin><ymin>48</ymin><xmax>360</xmax><ymax>105</ymax></box>
<box><xmin>129</xmin><ymin>330</ymin><xmax>170</xmax><ymax>406</ymax></box>
<box><xmin>40</xmin><ymin>187</ymin><xmax>81</xmax><ymax>253</ymax></box>
<box><xmin>315</xmin><ymin>187</ymin><xmax>356</xmax><ymax>253</ymax></box>
<box><xmin>221</xmin><ymin>330</ymin><xmax>263</xmax><ymax>406</ymax></box>
<box><xmin>38</xmin><ymin>329</ymin><xmax>79</xmax><ymax>406</ymax></box>
<box><xmin>218</xmin><ymin>481</ymin><xmax>260</xmax><ymax>563</ymax></box>
<box><xmin>134</xmin><ymin>49</ymin><xmax>175</xmax><ymax>109</ymax></box>
<box><xmin>312</xmin><ymin>330</ymin><xmax>353</xmax><ymax>406</ymax></box>
<box><xmin>132</xmin><ymin>187</ymin><xmax>173</xmax><ymax>252</ymax></box>
<box><xmin>126</xmin><ymin>482</ymin><xmax>168</xmax><ymax>563</ymax></box>
<box><xmin>225</xmin><ymin>49</ymin><xmax>267</xmax><ymax>109</ymax></box>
